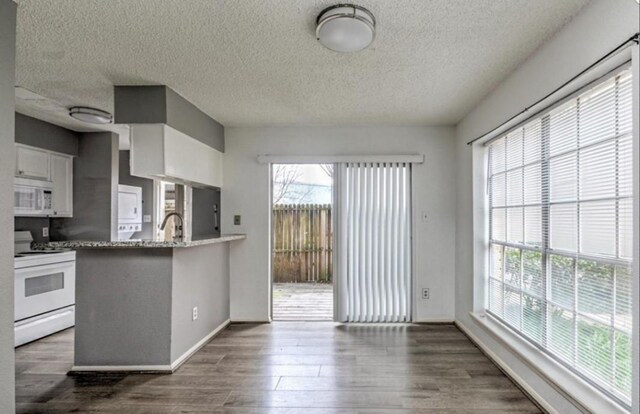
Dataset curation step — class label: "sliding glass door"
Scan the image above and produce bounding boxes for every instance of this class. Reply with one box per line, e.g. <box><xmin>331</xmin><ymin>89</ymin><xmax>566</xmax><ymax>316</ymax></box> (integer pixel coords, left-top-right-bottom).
<box><xmin>335</xmin><ymin>162</ymin><xmax>412</xmax><ymax>322</ymax></box>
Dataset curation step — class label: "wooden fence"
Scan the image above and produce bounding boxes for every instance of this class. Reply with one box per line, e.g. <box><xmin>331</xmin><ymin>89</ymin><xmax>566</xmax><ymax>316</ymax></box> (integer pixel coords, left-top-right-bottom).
<box><xmin>272</xmin><ymin>204</ymin><xmax>333</xmax><ymax>283</ymax></box>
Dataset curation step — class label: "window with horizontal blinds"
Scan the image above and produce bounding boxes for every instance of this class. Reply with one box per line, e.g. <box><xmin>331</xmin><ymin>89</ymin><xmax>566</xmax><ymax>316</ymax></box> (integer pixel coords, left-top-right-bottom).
<box><xmin>486</xmin><ymin>67</ymin><xmax>633</xmax><ymax>406</ymax></box>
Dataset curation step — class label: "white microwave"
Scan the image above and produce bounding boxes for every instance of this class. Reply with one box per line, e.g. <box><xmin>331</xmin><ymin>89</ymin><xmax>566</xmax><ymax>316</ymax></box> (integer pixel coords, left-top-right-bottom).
<box><xmin>15</xmin><ymin>177</ymin><xmax>54</xmax><ymax>217</ymax></box>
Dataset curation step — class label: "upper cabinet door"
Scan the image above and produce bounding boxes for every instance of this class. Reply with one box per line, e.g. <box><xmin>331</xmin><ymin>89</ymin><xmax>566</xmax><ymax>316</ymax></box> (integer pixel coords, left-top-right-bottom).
<box><xmin>50</xmin><ymin>154</ymin><xmax>73</xmax><ymax>217</ymax></box>
<box><xmin>16</xmin><ymin>145</ymin><xmax>50</xmax><ymax>180</ymax></box>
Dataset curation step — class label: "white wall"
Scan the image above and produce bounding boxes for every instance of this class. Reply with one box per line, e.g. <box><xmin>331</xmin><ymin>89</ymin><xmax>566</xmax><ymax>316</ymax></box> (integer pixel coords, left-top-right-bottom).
<box><xmin>223</xmin><ymin>126</ymin><xmax>456</xmax><ymax>322</ymax></box>
<box><xmin>455</xmin><ymin>0</ymin><xmax>639</xmax><ymax>412</ymax></box>
<box><xmin>0</xmin><ymin>0</ymin><xmax>16</xmax><ymax>412</ymax></box>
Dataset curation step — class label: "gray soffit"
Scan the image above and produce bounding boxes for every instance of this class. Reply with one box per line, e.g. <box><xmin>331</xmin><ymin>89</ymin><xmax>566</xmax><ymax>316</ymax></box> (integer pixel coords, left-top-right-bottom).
<box><xmin>15</xmin><ymin>113</ymin><xmax>79</xmax><ymax>156</ymax></box>
<box><xmin>114</xmin><ymin>85</ymin><xmax>224</xmax><ymax>152</ymax></box>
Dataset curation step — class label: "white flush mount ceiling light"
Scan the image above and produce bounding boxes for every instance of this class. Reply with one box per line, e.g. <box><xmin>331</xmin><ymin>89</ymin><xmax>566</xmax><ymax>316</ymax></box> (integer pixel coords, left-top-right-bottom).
<box><xmin>316</xmin><ymin>4</ymin><xmax>375</xmax><ymax>53</ymax></box>
<box><xmin>68</xmin><ymin>106</ymin><xmax>113</xmax><ymax>124</ymax></box>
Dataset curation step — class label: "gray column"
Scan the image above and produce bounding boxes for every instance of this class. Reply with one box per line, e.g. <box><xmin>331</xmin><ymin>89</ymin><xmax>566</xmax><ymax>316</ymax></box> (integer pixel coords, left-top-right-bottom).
<box><xmin>51</xmin><ymin>132</ymin><xmax>119</xmax><ymax>241</ymax></box>
<box><xmin>0</xmin><ymin>0</ymin><xmax>17</xmax><ymax>411</ymax></box>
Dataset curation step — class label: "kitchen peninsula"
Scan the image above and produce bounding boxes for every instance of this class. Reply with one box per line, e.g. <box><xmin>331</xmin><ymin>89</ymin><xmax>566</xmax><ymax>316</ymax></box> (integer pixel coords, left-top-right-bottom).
<box><xmin>40</xmin><ymin>235</ymin><xmax>245</xmax><ymax>372</ymax></box>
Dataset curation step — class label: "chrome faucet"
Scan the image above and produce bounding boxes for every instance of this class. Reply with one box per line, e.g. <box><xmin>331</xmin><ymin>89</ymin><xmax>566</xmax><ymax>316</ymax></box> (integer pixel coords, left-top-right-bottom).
<box><xmin>160</xmin><ymin>212</ymin><xmax>184</xmax><ymax>241</ymax></box>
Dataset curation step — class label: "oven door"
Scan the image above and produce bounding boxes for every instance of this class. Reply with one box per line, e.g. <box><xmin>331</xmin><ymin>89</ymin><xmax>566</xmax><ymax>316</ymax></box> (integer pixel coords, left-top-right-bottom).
<box><xmin>14</xmin><ymin>260</ymin><xmax>75</xmax><ymax>321</ymax></box>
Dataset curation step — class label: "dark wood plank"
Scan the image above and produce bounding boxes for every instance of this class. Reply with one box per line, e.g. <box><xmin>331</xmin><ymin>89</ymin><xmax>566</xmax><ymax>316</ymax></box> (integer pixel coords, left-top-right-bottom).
<box><xmin>15</xmin><ymin>323</ymin><xmax>542</xmax><ymax>413</ymax></box>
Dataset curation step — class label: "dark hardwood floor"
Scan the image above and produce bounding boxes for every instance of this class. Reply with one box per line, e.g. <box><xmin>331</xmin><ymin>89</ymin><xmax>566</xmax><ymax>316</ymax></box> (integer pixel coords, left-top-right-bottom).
<box><xmin>15</xmin><ymin>323</ymin><xmax>542</xmax><ymax>413</ymax></box>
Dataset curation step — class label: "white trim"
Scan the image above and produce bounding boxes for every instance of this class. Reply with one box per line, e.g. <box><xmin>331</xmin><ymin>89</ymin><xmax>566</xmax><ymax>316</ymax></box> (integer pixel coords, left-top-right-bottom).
<box><xmin>413</xmin><ymin>318</ymin><xmax>455</xmax><ymax>323</ymax></box>
<box><xmin>333</xmin><ymin>162</ymin><xmax>343</xmax><ymax>322</ymax></box>
<box><xmin>257</xmin><ymin>154</ymin><xmax>424</xmax><ymax>165</ymax></box>
<box><xmin>472</xmin><ymin>143</ymin><xmax>490</xmax><ymax>314</ymax></box>
<box><xmin>169</xmin><ymin>318</ymin><xmax>230</xmax><ymax>371</ymax></box>
<box><xmin>231</xmin><ymin>319</ymin><xmax>272</xmax><ymax>323</ymax></box>
<box><xmin>466</xmin><ymin>312</ymin><xmax>629</xmax><ymax>414</ymax></box>
<box><xmin>70</xmin><ymin>364</ymin><xmax>173</xmax><ymax>373</ymax></box>
<box><xmin>71</xmin><ymin>319</ymin><xmax>230</xmax><ymax>373</ymax></box>
<box><xmin>630</xmin><ymin>43</ymin><xmax>639</xmax><ymax>414</ymax></box>
<box><xmin>268</xmin><ymin>164</ymin><xmax>274</xmax><ymax>322</ymax></box>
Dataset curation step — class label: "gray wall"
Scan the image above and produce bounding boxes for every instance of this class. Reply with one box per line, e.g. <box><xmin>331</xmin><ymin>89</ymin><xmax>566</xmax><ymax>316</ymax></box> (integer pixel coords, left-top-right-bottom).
<box><xmin>51</xmin><ymin>132</ymin><xmax>119</xmax><ymax>241</ymax></box>
<box><xmin>15</xmin><ymin>112</ymin><xmax>79</xmax><ymax>156</ymax></box>
<box><xmin>171</xmin><ymin>243</ymin><xmax>230</xmax><ymax>362</ymax></box>
<box><xmin>74</xmin><ymin>249</ymin><xmax>173</xmax><ymax>366</ymax></box>
<box><xmin>119</xmin><ymin>150</ymin><xmax>154</xmax><ymax>240</ymax></box>
<box><xmin>192</xmin><ymin>186</ymin><xmax>221</xmax><ymax>240</ymax></box>
<box><xmin>114</xmin><ymin>85</ymin><xmax>225</xmax><ymax>152</ymax></box>
<box><xmin>0</xmin><ymin>1</ymin><xmax>16</xmax><ymax>411</ymax></box>
<box><xmin>73</xmin><ymin>244</ymin><xmax>231</xmax><ymax>367</ymax></box>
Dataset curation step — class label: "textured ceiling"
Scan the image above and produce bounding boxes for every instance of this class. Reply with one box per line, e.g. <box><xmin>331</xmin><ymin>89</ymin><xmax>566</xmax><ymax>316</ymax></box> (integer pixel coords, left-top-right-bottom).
<box><xmin>15</xmin><ymin>0</ymin><xmax>588</xmax><ymax>129</ymax></box>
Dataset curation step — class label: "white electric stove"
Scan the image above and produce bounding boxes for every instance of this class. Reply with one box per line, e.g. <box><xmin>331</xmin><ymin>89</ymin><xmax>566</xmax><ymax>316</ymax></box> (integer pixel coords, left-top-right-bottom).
<box><xmin>14</xmin><ymin>231</ymin><xmax>76</xmax><ymax>347</ymax></box>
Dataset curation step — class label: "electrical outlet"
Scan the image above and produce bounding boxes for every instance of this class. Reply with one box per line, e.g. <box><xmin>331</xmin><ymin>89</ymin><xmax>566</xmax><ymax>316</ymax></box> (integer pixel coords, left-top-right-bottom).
<box><xmin>143</xmin><ymin>215</ymin><xmax>152</xmax><ymax>223</ymax></box>
<box><xmin>42</xmin><ymin>227</ymin><xmax>49</xmax><ymax>237</ymax></box>
<box><xmin>234</xmin><ymin>215</ymin><xmax>241</xmax><ymax>225</ymax></box>
<box><xmin>192</xmin><ymin>306</ymin><xmax>198</xmax><ymax>321</ymax></box>
<box><xmin>422</xmin><ymin>288</ymin><xmax>430</xmax><ymax>299</ymax></box>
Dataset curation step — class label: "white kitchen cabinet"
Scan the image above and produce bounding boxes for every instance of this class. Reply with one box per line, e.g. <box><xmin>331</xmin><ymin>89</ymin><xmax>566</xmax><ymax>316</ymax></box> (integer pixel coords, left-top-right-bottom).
<box><xmin>130</xmin><ymin>124</ymin><xmax>223</xmax><ymax>188</ymax></box>
<box><xmin>16</xmin><ymin>145</ymin><xmax>50</xmax><ymax>180</ymax></box>
<box><xmin>15</xmin><ymin>144</ymin><xmax>74</xmax><ymax>217</ymax></box>
<box><xmin>50</xmin><ymin>154</ymin><xmax>73</xmax><ymax>217</ymax></box>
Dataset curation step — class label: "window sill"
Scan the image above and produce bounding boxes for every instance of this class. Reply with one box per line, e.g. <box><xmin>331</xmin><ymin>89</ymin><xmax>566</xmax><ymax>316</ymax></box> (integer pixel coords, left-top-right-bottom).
<box><xmin>467</xmin><ymin>311</ymin><xmax>629</xmax><ymax>414</ymax></box>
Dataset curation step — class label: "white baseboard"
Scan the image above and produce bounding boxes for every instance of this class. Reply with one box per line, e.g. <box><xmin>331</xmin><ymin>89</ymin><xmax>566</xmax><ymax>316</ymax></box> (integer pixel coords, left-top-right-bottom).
<box><xmin>231</xmin><ymin>319</ymin><xmax>271</xmax><ymax>323</ymax></box>
<box><xmin>71</xmin><ymin>319</ymin><xmax>231</xmax><ymax>374</ymax></box>
<box><xmin>413</xmin><ymin>318</ymin><xmax>455</xmax><ymax>323</ymax></box>
<box><xmin>170</xmin><ymin>318</ymin><xmax>230</xmax><ymax>371</ymax></box>
<box><xmin>455</xmin><ymin>318</ymin><xmax>557</xmax><ymax>414</ymax></box>
<box><xmin>70</xmin><ymin>364</ymin><xmax>173</xmax><ymax>373</ymax></box>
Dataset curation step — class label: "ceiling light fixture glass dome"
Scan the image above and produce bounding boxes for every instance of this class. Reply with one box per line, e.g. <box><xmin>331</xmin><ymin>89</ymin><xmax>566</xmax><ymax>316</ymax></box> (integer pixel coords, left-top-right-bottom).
<box><xmin>316</xmin><ymin>4</ymin><xmax>375</xmax><ymax>53</ymax></box>
<box><xmin>68</xmin><ymin>106</ymin><xmax>113</xmax><ymax>124</ymax></box>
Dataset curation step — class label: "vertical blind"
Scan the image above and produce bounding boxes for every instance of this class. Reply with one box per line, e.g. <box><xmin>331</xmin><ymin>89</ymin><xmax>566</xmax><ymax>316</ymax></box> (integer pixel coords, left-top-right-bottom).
<box><xmin>487</xmin><ymin>67</ymin><xmax>633</xmax><ymax>406</ymax></box>
<box><xmin>337</xmin><ymin>162</ymin><xmax>412</xmax><ymax>322</ymax></box>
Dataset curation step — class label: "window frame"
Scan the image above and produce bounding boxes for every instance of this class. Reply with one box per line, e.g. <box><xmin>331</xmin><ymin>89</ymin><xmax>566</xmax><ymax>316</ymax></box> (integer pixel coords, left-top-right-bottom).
<box><xmin>472</xmin><ymin>59</ymin><xmax>637</xmax><ymax>414</ymax></box>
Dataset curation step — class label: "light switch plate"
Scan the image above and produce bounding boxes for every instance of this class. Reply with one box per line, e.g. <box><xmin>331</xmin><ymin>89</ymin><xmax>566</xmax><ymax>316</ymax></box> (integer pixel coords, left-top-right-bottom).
<box><xmin>143</xmin><ymin>215</ymin><xmax>152</xmax><ymax>223</ymax></box>
<box><xmin>234</xmin><ymin>215</ymin><xmax>241</xmax><ymax>225</ymax></box>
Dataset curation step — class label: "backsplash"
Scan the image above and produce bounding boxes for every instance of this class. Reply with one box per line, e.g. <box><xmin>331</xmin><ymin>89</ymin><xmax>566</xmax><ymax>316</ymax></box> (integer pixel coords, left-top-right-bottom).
<box><xmin>14</xmin><ymin>217</ymin><xmax>50</xmax><ymax>243</ymax></box>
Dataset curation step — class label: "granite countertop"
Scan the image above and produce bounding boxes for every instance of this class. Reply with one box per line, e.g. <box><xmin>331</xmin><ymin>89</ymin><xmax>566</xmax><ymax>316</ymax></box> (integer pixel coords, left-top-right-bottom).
<box><xmin>34</xmin><ymin>234</ymin><xmax>246</xmax><ymax>249</ymax></box>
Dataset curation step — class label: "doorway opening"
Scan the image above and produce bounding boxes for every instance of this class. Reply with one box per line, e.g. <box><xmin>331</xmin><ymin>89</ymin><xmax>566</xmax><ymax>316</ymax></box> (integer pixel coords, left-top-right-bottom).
<box><xmin>271</xmin><ymin>164</ymin><xmax>334</xmax><ymax>321</ymax></box>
